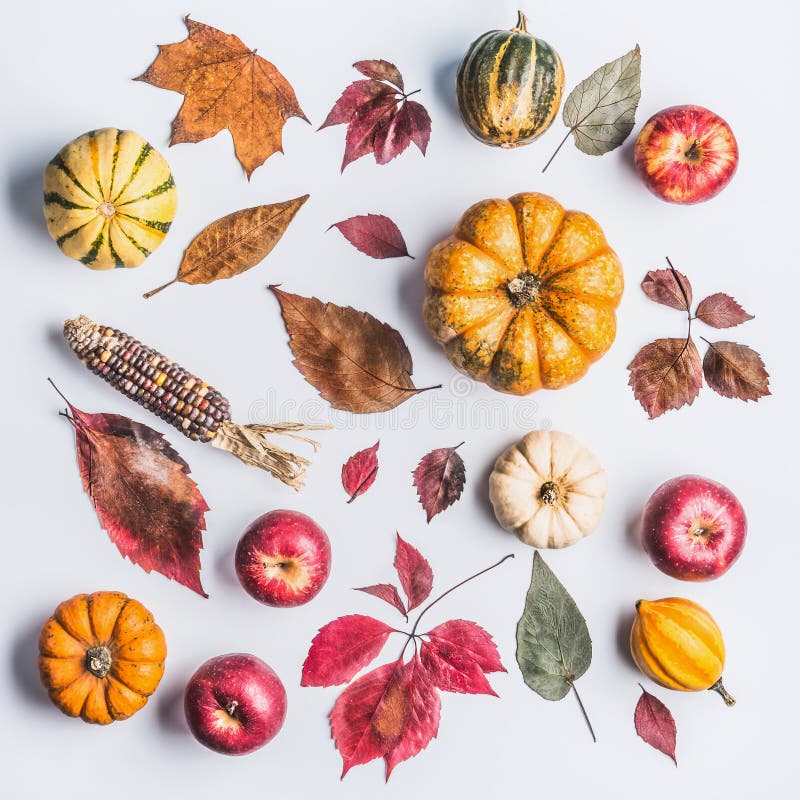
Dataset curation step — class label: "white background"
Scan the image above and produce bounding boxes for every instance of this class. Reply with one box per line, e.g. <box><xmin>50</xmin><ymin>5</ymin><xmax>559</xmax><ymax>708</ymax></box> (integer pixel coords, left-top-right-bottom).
<box><xmin>2</xmin><ymin>0</ymin><xmax>797</xmax><ymax>796</ymax></box>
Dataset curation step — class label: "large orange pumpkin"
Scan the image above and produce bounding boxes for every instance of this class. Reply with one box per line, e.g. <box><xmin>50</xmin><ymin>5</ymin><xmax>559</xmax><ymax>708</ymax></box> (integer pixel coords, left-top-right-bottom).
<box><xmin>423</xmin><ymin>192</ymin><xmax>624</xmax><ymax>394</ymax></box>
<box><xmin>38</xmin><ymin>591</ymin><xmax>166</xmax><ymax>724</ymax></box>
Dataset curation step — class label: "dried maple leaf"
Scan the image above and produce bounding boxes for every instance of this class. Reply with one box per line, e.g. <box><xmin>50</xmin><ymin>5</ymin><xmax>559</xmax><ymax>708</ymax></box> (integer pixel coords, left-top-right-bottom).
<box><xmin>695</xmin><ymin>293</ymin><xmax>754</xmax><ymax>328</ymax></box>
<box><xmin>641</xmin><ymin>266</ymin><xmax>692</xmax><ymax>311</ymax></box>
<box><xmin>320</xmin><ymin>60</ymin><xmax>431</xmax><ymax>171</ymax></box>
<box><xmin>341</xmin><ymin>440</ymin><xmax>380</xmax><ymax>502</ymax></box>
<box><xmin>412</xmin><ymin>443</ymin><xmax>466</xmax><ymax>522</ymax></box>
<box><xmin>628</xmin><ymin>337</ymin><xmax>703</xmax><ymax>418</ymax></box>
<box><xmin>329</xmin><ymin>214</ymin><xmax>412</xmax><ymax>259</ymax></box>
<box><xmin>634</xmin><ymin>684</ymin><xmax>677</xmax><ymax>765</ymax></box>
<box><xmin>269</xmin><ymin>286</ymin><xmax>438</xmax><ymax>413</ymax></box>
<box><xmin>394</xmin><ymin>534</ymin><xmax>433</xmax><ymax>612</ymax></box>
<box><xmin>57</xmin><ymin>388</ymin><xmax>208</xmax><ymax>596</ymax></box>
<box><xmin>145</xmin><ymin>196</ymin><xmax>308</xmax><ymax>297</ymax></box>
<box><xmin>136</xmin><ymin>17</ymin><xmax>308</xmax><ymax>178</ymax></box>
<box><xmin>355</xmin><ymin>584</ymin><xmax>408</xmax><ymax>619</ymax></box>
<box><xmin>702</xmin><ymin>340</ymin><xmax>770</xmax><ymax>401</ymax></box>
<box><xmin>301</xmin><ymin>615</ymin><xmax>393</xmax><ymax>687</ymax></box>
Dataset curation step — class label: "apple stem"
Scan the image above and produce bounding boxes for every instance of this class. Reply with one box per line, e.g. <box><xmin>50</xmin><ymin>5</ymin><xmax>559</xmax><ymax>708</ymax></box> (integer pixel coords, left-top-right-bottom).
<box><xmin>226</xmin><ymin>700</ymin><xmax>239</xmax><ymax>717</ymax></box>
<box><xmin>709</xmin><ymin>678</ymin><xmax>736</xmax><ymax>707</ymax></box>
<box><xmin>572</xmin><ymin>683</ymin><xmax>597</xmax><ymax>742</ymax></box>
<box><xmin>684</xmin><ymin>139</ymin><xmax>701</xmax><ymax>161</ymax></box>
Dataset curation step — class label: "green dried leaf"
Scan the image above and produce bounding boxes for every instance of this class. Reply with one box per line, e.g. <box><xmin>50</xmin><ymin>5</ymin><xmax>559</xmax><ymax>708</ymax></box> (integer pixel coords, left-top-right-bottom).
<box><xmin>543</xmin><ymin>46</ymin><xmax>641</xmax><ymax>171</ymax></box>
<box><xmin>516</xmin><ymin>552</ymin><xmax>595</xmax><ymax>739</ymax></box>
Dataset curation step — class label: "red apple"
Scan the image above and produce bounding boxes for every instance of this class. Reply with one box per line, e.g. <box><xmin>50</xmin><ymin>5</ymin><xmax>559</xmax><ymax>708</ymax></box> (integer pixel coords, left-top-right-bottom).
<box><xmin>235</xmin><ymin>510</ymin><xmax>331</xmax><ymax>607</ymax></box>
<box><xmin>634</xmin><ymin>105</ymin><xmax>738</xmax><ymax>204</ymax></box>
<box><xmin>184</xmin><ymin>653</ymin><xmax>287</xmax><ymax>755</ymax></box>
<box><xmin>641</xmin><ymin>475</ymin><xmax>746</xmax><ymax>581</ymax></box>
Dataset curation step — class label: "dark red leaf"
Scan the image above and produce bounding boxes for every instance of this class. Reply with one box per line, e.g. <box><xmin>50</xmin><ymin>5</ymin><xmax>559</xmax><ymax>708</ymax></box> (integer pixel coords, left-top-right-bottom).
<box><xmin>421</xmin><ymin>619</ymin><xmax>504</xmax><ymax>695</ymax></box>
<box><xmin>412</xmin><ymin>443</ymin><xmax>466</xmax><ymax>522</ymax></box>
<box><xmin>65</xmin><ymin>403</ymin><xmax>208</xmax><ymax>596</ymax></box>
<box><xmin>355</xmin><ymin>584</ymin><xmax>407</xmax><ymax>618</ymax></box>
<box><xmin>627</xmin><ymin>337</ymin><xmax>703</xmax><ymax>418</ymax></box>
<box><xmin>318</xmin><ymin>79</ymin><xmax>396</xmax><ymax>130</ymax></box>
<box><xmin>641</xmin><ymin>268</ymin><xmax>693</xmax><ymax>311</ymax></box>
<box><xmin>353</xmin><ymin>59</ymin><xmax>405</xmax><ymax>91</ymax></box>
<box><xmin>634</xmin><ymin>684</ymin><xmax>677</xmax><ymax>765</ymax></box>
<box><xmin>342</xmin><ymin>440</ymin><xmax>380</xmax><ymax>502</ymax></box>
<box><xmin>341</xmin><ymin>96</ymin><xmax>399</xmax><ymax>171</ymax></box>
<box><xmin>702</xmin><ymin>341</ymin><xmax>770</xmax><ymax>401</ymax></box>
<box><xmin>330</xmin><ymin>214</ymin><xmax>411</xmax><ymax>259</ymax></box>
<box><xmin>695</xmin><ymin>293</ymin><xmax>754</xmax><ymax>328</ymax></box>
<box><xmin>401</xmin><ymin>100</ymin><xmax>432</xmax><ymax>155</ymax></box>
<box><xmin>373</xmin><ymin>107</ymin><xmax>413</xmax><ymax>164</ymax></box>
<box><xmin>302</xmin><ymin>615</ymin><xmax>393</xmax><ymax>687</ymax></box>
<box><xmin>394</xmin><ymin>534</ymin><xmax>433</xmax><ymax>612</ymax></box>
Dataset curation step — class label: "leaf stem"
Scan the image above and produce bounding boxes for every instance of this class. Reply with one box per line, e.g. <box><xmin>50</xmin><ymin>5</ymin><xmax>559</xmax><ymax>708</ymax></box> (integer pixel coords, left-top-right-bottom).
<box><xmin>143</xmin><ymin>277</ymin><xmax>178</xmax><ymax>299</ymax></box>
<box><xmin>403</xmin><ymin>88</ymin><xmax>422</xmax><ymax>99</ymax></box>
<box><xmin>542</xmin><ymin>130</ymin><xmax>572</xmax><ymax>173</ymax></box>
<box><xmin>571</xmin><ymin>682</ymin><xmax>597</xmax><ymax>742</ymax></box>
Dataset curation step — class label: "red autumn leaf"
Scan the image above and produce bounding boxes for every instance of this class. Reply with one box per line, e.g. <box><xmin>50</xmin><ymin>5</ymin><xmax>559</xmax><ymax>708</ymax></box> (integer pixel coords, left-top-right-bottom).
<box><xmin>421</xmin><ymin>619</ymin><xmax>504</xmax><ymax>696</ymax></box>
<box><xmin>400</xmin><ymin>101</ymin><xmax>432</xmax><ymax>155</ymax></box>
<box><xmin>634</xmin><ymin>684</ymin><xmax>677</xmax><ymax>765</ymax></box>
<box><xmin>354</xmin><ymin>59</ymin><xmax>405</xmax><ymax>91</ymax></box>
<box><xmin>341</xmin><ymin>95</ymin><xmax>399</xmax><ymax>171</ymax></box>
<box><xmin>394</xmin><ymin>534</ymin><xmax>433</xmax><ymax>612</ymax></box>
<box><xmin>330</xmin><ymin>657</ymin><xmax>441</xmax><ymax>780</ymax></box>
<box><xmin>702</xmin><ymin>341</ymin><xmax>770</xmax><ymax>401</ymax></box>
<box><xmin>355</xmin><ymin>584</ymin><xmax>407</xmax><ymax>619</ymax></box>
<box><xmin>412</xmin><ymin>443</ymin><xmax>466</xmax><ymax>522</ymax></box>
<box><xmin>330</xmin><ymin>214</ymin><xmax>412</xmax><ymax>259</ymax></box>
<box><xmin>695</xmin><ymin>293</ymin><xmax>754</xmax><ymax>328</ymax></box>
<box><xmin>628</xmin><ymin>337</ymin><xmax>703</xmax><ymax>418</ymax></box>
<box><xmin>641</xmin><ymin>267</ymin><xmax>693</xmax><ymax>311</ymax></box>
<box><xmin>342</xmin><ymin>440</ymin><xmax>380</xmax><ymax>502</ymax></box>
<box><xmin>319</xmin><ymin>79</ymin><xmax>395</xmax><ymax>130</ymax></box>
<box><xmin>302</xmin><ymin>615</ymin><xmax>393</xmax><ymax>687</ymax></box>
<box><xmin>62</xmin><ymin>398</ymin><xmax>208</xmax><ymax>596</ymax></box>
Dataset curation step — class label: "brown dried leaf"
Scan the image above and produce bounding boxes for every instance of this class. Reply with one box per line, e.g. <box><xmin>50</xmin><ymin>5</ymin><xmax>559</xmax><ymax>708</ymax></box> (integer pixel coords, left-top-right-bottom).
<box><xmin>354</xmin><ymin>59</ymin><xmax>405</xmax><ymax>91</ymax></box>
<box><xmin>628</xmin><ymin>337</ymin><xmax>703</xmax><ymax>418</ymax></box>
<box><xmin>269</xmin><ymin>286</ymin><xmax>437</xmax><ymax>413</ymax></box>
<box><xmin>702</xmin><ymin>341</ymin><xmax>770</xmax><ymax>401</ymax></box>
<box><xmin>136</xmin><ymin>17</ymin><xmax>308</xmax><ymax>178</ymax></box>
<box><xmin>145</xmin><ymin>197</ymin><xmax>308</xmax><ymax>298</ymax></box>
<box><xmin>641</xmin><ymin>268</ymin><xmax>692</xmax><ymax>311</ymax></box>
<box><xmin>695</xmin><ymin>293</ymin><xmax>754</xmax><ymax>328</ymax></box>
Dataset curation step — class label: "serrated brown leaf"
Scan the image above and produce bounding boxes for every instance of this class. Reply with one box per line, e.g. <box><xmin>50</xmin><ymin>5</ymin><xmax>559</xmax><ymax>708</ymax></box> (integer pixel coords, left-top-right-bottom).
<box><xmin>330</xmin><ymin>214</ymin><xmax>412</xmax><ymax>259</ymax></box>
<box><xmin>641</xmin><ymin>268</ymin><xmax>693</xmax><ymax>310</ymax></box>
<box><xmin>269</xmin><ymin>286</ymin><xmax>436</xmax><ymax>413</ymax></box>
<box><xmin>136</xmin><ymin>17</ymin><xmax>308</xmax><ymax>178</ymax></box>
<box><xmin>695</xmin><ymin>293</ymin><xmax>754</xmax><ymax>328</ymax></box>
<box><xmin>702</xmin><ymin>341</ymin><xmax>770</xmax><ymax>401</ymax></box>
<box><xmin>354</xmin><ymin>59</ymin><xmax>405</xmax><ymax>91</ymax></box>
<box><xmin>634</xmin><ymin>685</ymin><xmax>677</xmax><ymax>765</ymax></box>
<box><xmin>628</xmin><ymin>337</ymin><xmax>703</xmax><ymax>418</ymax></box>
<box><xmin>145</xmin><ymin>196</ymin><xmax>308</xmax><ymax>298</ymax></box>
<box><xmin>412</xmin><ymin>444</ymin><xmax>466</xmax><ymax>522</ymax></box>
<box><xmin>61</xmin><ymin>396</ymin><xmax>208</xmax><ymax>596</ymax></box>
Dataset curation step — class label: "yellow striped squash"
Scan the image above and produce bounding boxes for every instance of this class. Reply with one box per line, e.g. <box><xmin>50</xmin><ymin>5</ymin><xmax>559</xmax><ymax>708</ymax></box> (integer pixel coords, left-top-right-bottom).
<box><xmin>43</xmin><ymin>128</ymin><xmax>177</xmax><ymax>270</ymax></box>
<box><xmin>456</xmin><ymin>12</ymin><xmax>564</xmax><ymax>148</ymax></box>
<box><xmin>630</xmin><ymin>597</ymin><xmax>736</xmax><ymax>706</ymax></box>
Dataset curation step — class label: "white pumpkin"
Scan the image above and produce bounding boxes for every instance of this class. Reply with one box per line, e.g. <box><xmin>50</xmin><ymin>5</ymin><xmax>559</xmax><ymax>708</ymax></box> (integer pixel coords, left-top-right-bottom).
<box><xmin>489</xmin><ymin>430</ymin><xmax>606</xmax><ymax>548</ymax></box>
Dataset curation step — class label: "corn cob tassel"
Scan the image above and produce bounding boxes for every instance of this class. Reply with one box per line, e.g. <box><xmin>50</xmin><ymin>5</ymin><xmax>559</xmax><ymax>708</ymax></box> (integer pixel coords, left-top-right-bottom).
<box><xmin>63</xmin><ymin>315</ymin><xmax>328</xmax><ymax>489</ymax></box>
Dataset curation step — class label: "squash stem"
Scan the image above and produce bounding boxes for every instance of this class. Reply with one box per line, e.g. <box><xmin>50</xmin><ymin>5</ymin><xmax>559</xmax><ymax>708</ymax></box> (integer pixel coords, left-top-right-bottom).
<box><xmin>572</xmin><ymin>683</ymin><xmax>597</xmax><ymax>742</ymax></box>
<box><xmin>512</xmin><ymin>10</ymin><xmax>530</xmax><ymax>33</ymax></box>
<box><xmin>143</xmin><ymin>277</ymin><xmax>178</xmax><ymax>299</ymax></box>
<box><xmin>710</xmin><ymin>678</ymin><xmax>736</xmax><ymax>707</ymax></box>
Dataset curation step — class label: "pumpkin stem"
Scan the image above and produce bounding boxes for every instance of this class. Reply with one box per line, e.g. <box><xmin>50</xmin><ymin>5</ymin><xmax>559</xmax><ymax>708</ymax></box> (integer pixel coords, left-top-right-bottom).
<box><xmin>512</xmin><ymin>10</ymin><xmax>530</xmax><ymax>33</ymax></box>
<box><xmin>507</xmin><ymin>271</ymin><xmax>540</xmax><ymax>307</ymax></box>
<box><xmin>709</xmin><ymin>678</ymin><xmax>736</xmax><ymax>707</ymax></box>
<box><xmin>96</xmin><ymin>201</ymin><xmax>116</xmax><ymax>219</ymax></box>
<box><xmin>85</xmin><ymin>645</ymin><xmax>112</xmax><ymax>678</ymax></box>
<box><xmin>539</xmin><ymin>481</ymin><xmax>560</xmax><ymax>505</ymax></box>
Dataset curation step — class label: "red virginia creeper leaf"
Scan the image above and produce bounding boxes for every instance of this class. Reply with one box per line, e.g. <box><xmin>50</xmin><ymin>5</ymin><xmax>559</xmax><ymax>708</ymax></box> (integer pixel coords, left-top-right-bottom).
<box><xmin>341</xmin><ymin>96</ymin><xmax>398</xmax><ymax>171</ymax></box>
<box><xmin>354</xmin><ymin>59</ymin><xmax>405</xmax><ymax>91</ymax></box>
<box><xmin>412</xmin><ymin>443</ymin><xmax>466</xmax><ymax>522</ymax></box>
<box><xmin>394</xmin><ymin>533</ymin><xmax>433</xmax><ymax>612</ymax></box>
<box><xmin>302</xmin><ymin>615</ymin><xmax>393</xmax><ymax>687</ymax></box>
<box><xmin>695</xmin><ymin>293</ymin><xmax>754</xmax><ymax>328</ymax></box>
<box><xmin>330</xmin><ymin>214</ymin><xmax>412</xmax><ymax>259</ymax></box>
<box><xmin>342</xmin><ymin>440</ymin><xmax>380</xmax><ymax>502</ymax></box>
<box><xmin>628</xmin><ymin>337</ymin><xmax>703</xmax><ymax>418</ymax></box>
<box><xmin>373</xmin><ymin>107</ymin><xmax>413</xmax><ymax>164</ymax></box>
<box><xmin>65</xmin><ymin>402</ymin><xmax>208</xmax><ymax>596</ymax></box>
<box><xmin>641</xmin><ymin>268</ymin><xmax>693</xmax><ymax>311</ymax></box>
<box><xmin>634</xmin><ymin>684</ymin><xmax>677</xmax><ymax>765</ymax></box>
<box><xmin>318</xmin><ymin>79</ymin><xmax>395</xmax><ymax>130</ymax></box>
<box><xmin>402</xmin><ymin>100</ymin><xmax>432</xmax><ymax>155</ymax></box>
<box><xmin>355</xmin><ymin>584</ymin><xmax>407</xmax><ymax>618</ymax></box>
<box><xmin>702</xmin><ymin>341</ymin><xmax>770</xmax><ymax>401</ymax></box>
<box><xmin>421</xmin><ymin>619</ymin><xmax>504</xmax><ymax>696</ymax></box>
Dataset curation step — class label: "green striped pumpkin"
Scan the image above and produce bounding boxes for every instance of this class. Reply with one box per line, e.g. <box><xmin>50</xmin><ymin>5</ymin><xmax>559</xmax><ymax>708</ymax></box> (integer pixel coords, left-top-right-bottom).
<box><xmin>43</xmin><ymin>128</ymin><xmax>177</xmax><ymax>270</ymax></box>
<box><xmin>456</xmin><ymin>12</ymin><xmax>564</xmax><ymax>148</ymax></box>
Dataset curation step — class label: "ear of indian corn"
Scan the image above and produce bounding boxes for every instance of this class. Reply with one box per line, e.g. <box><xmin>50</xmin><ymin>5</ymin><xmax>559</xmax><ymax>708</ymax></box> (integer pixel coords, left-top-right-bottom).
<box><xmin>63</xmin><ymin>315</ymin><xmax>328</xmax><ymax>489</ymax></box>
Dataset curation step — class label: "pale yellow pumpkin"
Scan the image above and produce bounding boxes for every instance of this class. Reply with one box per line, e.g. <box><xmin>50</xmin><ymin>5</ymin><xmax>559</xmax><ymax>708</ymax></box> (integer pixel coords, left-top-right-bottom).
<box><xmin>489</xmin><ymin>429</ymin><xmax>606</xmax><ymax>548</ymax></box>
<box><xmin>43</xmin><ymin>128</ymin><xmax>177</xmax><ymax>269</ymax></box>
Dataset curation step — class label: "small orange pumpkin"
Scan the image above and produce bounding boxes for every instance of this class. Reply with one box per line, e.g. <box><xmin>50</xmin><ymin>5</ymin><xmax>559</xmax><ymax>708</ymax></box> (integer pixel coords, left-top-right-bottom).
<box><xmin>423</xmin><ymin>192</ymin><xmax>624</xmax><ymax>395</ymax></box>
<box><xmin>38</xmin><ymin>591</ymin><xmax>167</xmax><ymax>724</ymax></box>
